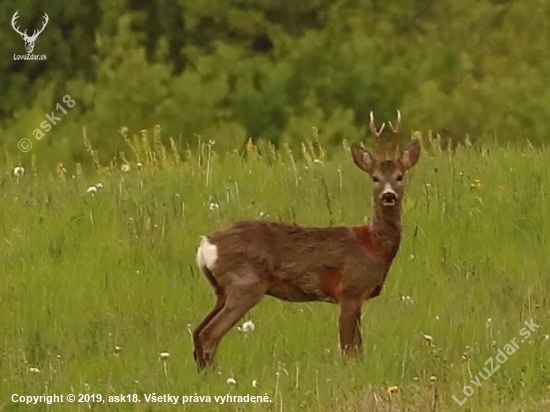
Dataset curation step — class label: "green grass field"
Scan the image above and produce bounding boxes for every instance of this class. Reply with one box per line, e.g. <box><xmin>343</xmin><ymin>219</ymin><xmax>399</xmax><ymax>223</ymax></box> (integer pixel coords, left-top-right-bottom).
<box><xmin>1</xmin><ymin>135</ymin><xmax>549</xmax><ymax>411</ymax></box>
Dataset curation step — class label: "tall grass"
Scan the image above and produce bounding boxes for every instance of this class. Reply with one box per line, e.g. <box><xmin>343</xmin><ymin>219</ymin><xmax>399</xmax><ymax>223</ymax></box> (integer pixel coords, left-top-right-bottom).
<box><xmin>0</xmin><ymin>132</ymin><xmax>549</xmax><ymax>411</ymax></box>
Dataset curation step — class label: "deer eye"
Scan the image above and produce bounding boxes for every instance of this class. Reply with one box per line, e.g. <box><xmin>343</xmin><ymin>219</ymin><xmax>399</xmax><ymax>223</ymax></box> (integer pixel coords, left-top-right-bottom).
<box><xmin>372</xmin><ymin>176</ymin><xmax>380</xmax><ymax>183</ymax></box>
<box><xmin>396</xmin><ymin>174</ymin><xmax>403</xmax><ymax>182</ymax></box>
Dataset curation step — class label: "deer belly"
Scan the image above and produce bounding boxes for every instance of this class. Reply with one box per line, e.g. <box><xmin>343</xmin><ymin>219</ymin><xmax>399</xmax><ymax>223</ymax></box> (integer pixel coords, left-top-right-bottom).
<box><xmin>266</xmin><ymin>279</ymin><xmax>319</xmax><ymax>302</ymax></box>
<box><xmin>265</xmin><ymin>270</ymin><xmax>342</xmax><ymax>303</ymax></box>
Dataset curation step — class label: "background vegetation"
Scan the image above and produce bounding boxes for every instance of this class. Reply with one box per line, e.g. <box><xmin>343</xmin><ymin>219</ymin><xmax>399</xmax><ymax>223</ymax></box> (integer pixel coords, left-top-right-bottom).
<box><xmin>1</xmin><ymin>0</ymin><xmax>550</xmax><ymax>169</ymax></box>
<box><xmin>0</xmin><ymin>138</ymin><xmax>549</xmax><ymax>411</ymax></box>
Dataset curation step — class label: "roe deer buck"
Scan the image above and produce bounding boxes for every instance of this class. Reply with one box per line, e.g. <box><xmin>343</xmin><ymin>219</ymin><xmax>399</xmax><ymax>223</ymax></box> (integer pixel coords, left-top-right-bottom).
<box><xmin>193</xmin><ymin>111</ymin><xmax>421</xmax><ymax>370</ymax></box>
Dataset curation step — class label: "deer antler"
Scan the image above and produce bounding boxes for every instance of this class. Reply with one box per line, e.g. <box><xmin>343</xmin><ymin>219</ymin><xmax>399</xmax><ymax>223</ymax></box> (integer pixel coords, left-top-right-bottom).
<box><xmin>370</xmin><ymin>111</ymin><xmax>386</xmax><ymax>156</ymax></box>
<box><xmin>387</xmin><ymin>110</ymin><xmax>401</xmax><ymax>156</ymax></box>
<box><xmin>11</xmin><ymin>11</ymin><xmax>28</xmax><ymax>38</ymax></box>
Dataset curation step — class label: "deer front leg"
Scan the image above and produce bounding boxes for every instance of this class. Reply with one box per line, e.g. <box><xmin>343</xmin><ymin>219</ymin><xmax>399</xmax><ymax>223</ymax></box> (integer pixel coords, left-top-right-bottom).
<box><xmin>351</xmin><ymin>315</ymin><xmax>363</xmax><ymax>350</ymax></box>
<box><xmin>338</xmin><ymin>298</ymin><xmax>363</xmax><ymax>355</ymax></box>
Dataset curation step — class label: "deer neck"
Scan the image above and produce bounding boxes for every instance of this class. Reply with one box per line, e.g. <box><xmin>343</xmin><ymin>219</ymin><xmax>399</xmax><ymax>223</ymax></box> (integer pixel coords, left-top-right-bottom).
<box><xmin>369</xmin><ymin>201</ymin><xmax>403</xmax><ymax>258</ymax></box>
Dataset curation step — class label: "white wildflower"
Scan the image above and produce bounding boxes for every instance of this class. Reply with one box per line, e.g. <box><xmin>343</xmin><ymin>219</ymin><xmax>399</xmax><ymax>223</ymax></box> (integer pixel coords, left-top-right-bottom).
<box><xmin>13</xmin><ymin>166</ymin><xmax>25</xmax><ymax>177</ymax></box>
<box><xmin>237</xmin><ymin>320</ymin><xmax>255</xmax><ymax>332</ymax></box>
<box><xmin>95</xmin><ymin>183</ymin><xmax>103</xmax><ymax>189</ymax></box>
<box><xmin>159</xmin><ymin>351</ymin><xmax>170</xmax><ymax>360</ymax></box>
<box><xmin>209</xmin><ymin>201</ymin><xmax>220</xmax><ymax>211</ymax></box>
<box><xmin>486</xmin><ymin>318</ymin><xmax>492</xmax><ymax>328</ymax></box>
<box><xmin>29</xmin><ymin>367</ymin><xmax>40</xmax><ymax>373</ymax></box>
<box><xmin>226</xmin><ymin>377</ymin><xmax>237</xmax><ymax>385</ymax></box>
<box><xmin>86</xmin><ymin>186</ymin><xmax>98</xmax><ymax>196</ymax></box>
<box><xmin>121</xmin><ymin>164</ymin><xmax>130</xmax><ymax>172</ymax></box>
<box><xmin>422</xmin><ymin>333</ymin><xmax>433</xmax><ymax>343</ymax></box>
<box><xmin>252</xmin><ymin>379</ymin><xmax>259</xmax><ymax>388</ymax></box>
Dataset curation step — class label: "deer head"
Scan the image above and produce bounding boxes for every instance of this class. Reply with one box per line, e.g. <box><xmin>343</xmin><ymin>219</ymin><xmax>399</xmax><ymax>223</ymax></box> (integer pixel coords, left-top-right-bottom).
<box><xmin>351</xmin><ymin>111</ymin><xmax>421</xmax><ymax>208</ymax></box>
<box><xmin>11</xmin><ymin>11</ymin><xmax>49</xmax><ymax>54</ymax></box>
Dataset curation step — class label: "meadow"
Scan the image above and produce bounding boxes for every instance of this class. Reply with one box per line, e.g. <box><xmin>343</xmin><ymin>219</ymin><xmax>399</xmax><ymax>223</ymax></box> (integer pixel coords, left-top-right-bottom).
<box><xmin>0</xmin><ymin>133</ymin><xmax>549</xmax><ymax>411</ymax></box>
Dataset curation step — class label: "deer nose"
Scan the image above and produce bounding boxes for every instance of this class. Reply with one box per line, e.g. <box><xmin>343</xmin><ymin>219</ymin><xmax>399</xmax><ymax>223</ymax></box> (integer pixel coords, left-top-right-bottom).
<box><xmin>381</xmin><ymin>191</ymin><xmax>397</xmax><ymax>206</ymax></box>
<box><xmin>381</xmin><ymin>192</ymin><xmax>397</xmax><ymax>203</ymax></box>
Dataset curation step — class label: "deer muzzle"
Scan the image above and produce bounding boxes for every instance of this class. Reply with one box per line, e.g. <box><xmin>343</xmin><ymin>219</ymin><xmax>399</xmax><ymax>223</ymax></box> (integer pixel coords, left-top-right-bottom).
<box><xmin>381</xmin><ymin>190</ymin><xmax>398</xmax><ymax>206</ymax></box>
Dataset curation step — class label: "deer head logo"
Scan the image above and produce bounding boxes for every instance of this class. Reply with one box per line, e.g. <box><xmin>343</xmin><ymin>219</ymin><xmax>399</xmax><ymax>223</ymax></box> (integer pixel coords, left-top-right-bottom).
<box><xmin>11</xmin><ymin>11</ymin><xmax>49</xmax><ymax>54</ymax></box>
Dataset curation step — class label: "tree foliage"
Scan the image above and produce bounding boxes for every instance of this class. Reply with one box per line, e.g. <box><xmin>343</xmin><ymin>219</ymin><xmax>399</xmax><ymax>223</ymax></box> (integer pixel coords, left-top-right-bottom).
<box><xmin>1</xmin><ymin>0</ymin><xmax>550</xmax><ymax>166</ymax></box>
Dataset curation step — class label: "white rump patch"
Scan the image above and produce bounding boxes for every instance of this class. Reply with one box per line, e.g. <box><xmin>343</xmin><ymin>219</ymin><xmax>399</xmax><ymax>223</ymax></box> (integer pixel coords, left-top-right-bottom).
<box><xmin>196</xmin><ymin>236</ymin><xmax>218</xmax><ymax>271</ymax></box>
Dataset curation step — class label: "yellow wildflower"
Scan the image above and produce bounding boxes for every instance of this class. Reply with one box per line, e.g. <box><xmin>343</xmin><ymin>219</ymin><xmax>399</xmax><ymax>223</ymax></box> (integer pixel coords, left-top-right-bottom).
<box><xmin>387</xmin><ymin>385</ymin><xmax>399</xmax><ymax>393</ymax></box>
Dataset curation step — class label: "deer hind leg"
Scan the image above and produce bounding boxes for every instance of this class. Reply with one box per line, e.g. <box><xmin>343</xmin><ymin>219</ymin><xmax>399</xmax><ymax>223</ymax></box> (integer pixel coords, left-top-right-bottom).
<box><xmin>193</xmin><ymin>268</ymin><xmax>227</xmax><ymax>369</ymax></box>
<box><xmin>338</xmin><ymin>298</ymin><xmax>363</xmax><ymax>356</ymax></box>
<box><xmin>193</xmin><ymin>297</ymin><xmax>226</xmax><ymax>369</ymax></box>
<box><xmin>195</xmin><ymin>270</ymin><xmax>266</xmax><ymax>370</ymax></box>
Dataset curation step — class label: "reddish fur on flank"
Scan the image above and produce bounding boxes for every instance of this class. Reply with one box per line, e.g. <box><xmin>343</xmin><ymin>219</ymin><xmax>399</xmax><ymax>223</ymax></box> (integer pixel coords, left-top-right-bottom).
<box><xmin>352</xmin><ymin>225</ymin><xmax>397</xmax><ymax>264</ymax></box>
<box><xmin>318</xmin><ymin>270</ymin><xmax>343</xmax><ymax>302</ymax></box>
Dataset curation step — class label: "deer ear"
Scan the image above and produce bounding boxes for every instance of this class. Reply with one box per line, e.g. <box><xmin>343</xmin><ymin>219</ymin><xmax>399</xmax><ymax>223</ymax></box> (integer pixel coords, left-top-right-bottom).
<box><xmin>351</xmin><ymin>143</ymin><xmax>375</xmax><ymax>173</ymax></box>
<box><xmin>400</xmin><ymin>139</ymin><xmax>421</xmax><ymax>170</ymax></box>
